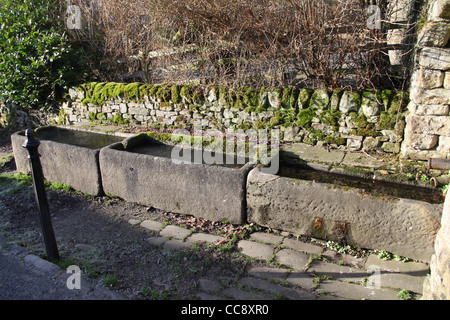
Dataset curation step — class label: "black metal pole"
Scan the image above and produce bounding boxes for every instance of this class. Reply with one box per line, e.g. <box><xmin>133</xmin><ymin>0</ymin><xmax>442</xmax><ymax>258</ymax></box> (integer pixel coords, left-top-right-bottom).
<box><xmin>22</xmin><ymin>129</ymin><xmax>60</xmax><ymax>262</ymax></box>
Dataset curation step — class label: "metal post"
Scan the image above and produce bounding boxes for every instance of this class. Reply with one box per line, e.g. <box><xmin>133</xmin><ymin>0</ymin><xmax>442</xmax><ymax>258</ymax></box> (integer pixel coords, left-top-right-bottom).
<box><xmin>22</xmin><ymin>129</ymin><xmax>60</xmax><ymax>262</ymax></box>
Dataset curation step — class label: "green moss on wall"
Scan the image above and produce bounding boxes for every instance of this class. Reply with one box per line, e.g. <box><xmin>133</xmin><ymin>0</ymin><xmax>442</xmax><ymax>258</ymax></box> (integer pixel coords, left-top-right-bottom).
<box><xmin>171</xmin><ymin>84</ymin><xmax>181</xmax><ymax>104</ymax></box>
<box><xmin>296</xmin><ymin>107</ymin><xmax>315</xmax><ymax>129</ymax></box>
<box><xmin>298</xmin><ymin>88</ymin><xmax>314</xmax><ymax>109</ymax></box>
<box><xmin>124</xmin><ymin>83</ymin><xmax>144</xmax><ymax>101</ymax></box>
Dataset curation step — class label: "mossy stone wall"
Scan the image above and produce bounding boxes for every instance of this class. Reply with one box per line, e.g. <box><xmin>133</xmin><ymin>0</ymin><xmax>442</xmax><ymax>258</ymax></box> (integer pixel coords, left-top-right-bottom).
<box><xmin>62</xmin><ymin>82</ymin><xmax>409</xmax><ymax>153</ymax></box>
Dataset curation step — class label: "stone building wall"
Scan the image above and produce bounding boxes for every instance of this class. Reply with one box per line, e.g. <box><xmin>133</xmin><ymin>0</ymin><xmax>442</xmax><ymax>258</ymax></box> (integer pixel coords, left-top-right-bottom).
<box><xmin>417</xmin><ymin>0</ymin><xmax>450</xmax><ymax>301</ymax></box>
<box><xmin>401</xmin><ymin>0</ymin><xmax>450</xmax><ymax>160</ymax></box>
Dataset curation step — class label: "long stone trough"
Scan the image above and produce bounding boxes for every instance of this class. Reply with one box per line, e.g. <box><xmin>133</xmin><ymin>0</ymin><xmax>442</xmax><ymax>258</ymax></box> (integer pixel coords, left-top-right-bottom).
<box><xmin>246</xmin><ymin>164</ymin><xmax>443</xmax><ymax>263</ymax></box>
<box><xmin>11</xmin><ymin>126</ymin><xmax>125</xmax><ymax>196</ymax></box>
<box><xmin>99</xmin><ymin>133</ymin><xmax>254</xmax><ymax>225</ymax></box>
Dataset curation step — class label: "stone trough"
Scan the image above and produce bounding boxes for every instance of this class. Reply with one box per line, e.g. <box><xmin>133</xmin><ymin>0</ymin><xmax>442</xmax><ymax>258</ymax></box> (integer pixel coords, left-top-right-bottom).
<box><xmin>246</xmin><ymin>164</ymin><xmax>444</xmax><ymax>263</ymax></box>
<box><xmin>11</xmin><ymin>126</ymin><xmax>125</xmax><ymax>196</ymax></box>
<box><xmin>99</xmin><ymin>133</ymin><xmax>254</xmax><ymax>224</ymax></box>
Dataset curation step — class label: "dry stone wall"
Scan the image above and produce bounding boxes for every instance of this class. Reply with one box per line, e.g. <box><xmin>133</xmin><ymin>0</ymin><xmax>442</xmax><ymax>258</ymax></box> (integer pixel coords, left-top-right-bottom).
<box><xmin>62</xmin><ymin>83</ymin><xmax>410</xmax><ymax>154</ymax></box>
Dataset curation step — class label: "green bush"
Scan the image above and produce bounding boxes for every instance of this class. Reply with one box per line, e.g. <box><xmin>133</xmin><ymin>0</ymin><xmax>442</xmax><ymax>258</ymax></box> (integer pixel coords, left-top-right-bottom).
<box><xmin>0</xmin><ymin>0</ymin><xmax>90</xmax><ymax>111</ymax></box>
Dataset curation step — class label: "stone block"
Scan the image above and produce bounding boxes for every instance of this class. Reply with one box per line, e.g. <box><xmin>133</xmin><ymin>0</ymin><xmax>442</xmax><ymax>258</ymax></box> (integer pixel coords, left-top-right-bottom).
<box><xmin>417</xmin><ymin>21</ymin><xmax>450</xmax><ymax>47</ymax></box>
<box><xmin>346</xmin><ymin>136</ymin><xmax>363</xmax><ymax>151</ymax></box>
<box><xmin>406</xmin><ymin>133</ymin><xmax>439</xmax><ymax>150</ymax></box>
<box><xmin>362</xmin><ymin>136</ymin><xmax>381</xmax><ymax>151</ymax></box>
<box><xmin>419</xmin><ymin>48</ymin><xmax>450</xmax><ymax>71</ymax></box>
<box><xmin>339</xmin><ymin>91</ymin><xmax>361</xmax><ymax>114</ymax></box>
<box><xmin>428</xmin><ymin>0</ymin><xmax>450</xmax><ymax>20</ymax></box>
<box><xmin>406</xmin><ymin>114</ymin><xmax>450</xmax><ymax>136</ymax></box>
<box><xmin>422</xmin><ymin>195</ymin><xmax>450</xmax><ymax>299</ymax></box>
<box><xmin>414</xmin><ymin>69</ymin><xmax>444</xmax><ymax>89</ymax></box>
<box><xmin>409</xmin><ymin>102</ymin><xmax>449</xmax><ymax>116</ymax></box>
<box><xmin>411</xmin><ymin>87</ymin><xmax>450</xmax><ymax>105</ymax></box>
<box><xmin>445</xmin><ymin>71</ymin><xmax>450</xmax><ymax>89</ymax></box>
<box><xmin>381</xmin><ymin>142</ymin><xmax>401</xmax><ymax>153</ymax></box>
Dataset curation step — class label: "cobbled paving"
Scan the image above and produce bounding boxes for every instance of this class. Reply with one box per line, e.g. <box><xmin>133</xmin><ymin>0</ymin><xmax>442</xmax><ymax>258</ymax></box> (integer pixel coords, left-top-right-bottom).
<box><xmin>136</xmin><ymin>219</ymin><xmax>430</xmax><ymax>300</ymax></box>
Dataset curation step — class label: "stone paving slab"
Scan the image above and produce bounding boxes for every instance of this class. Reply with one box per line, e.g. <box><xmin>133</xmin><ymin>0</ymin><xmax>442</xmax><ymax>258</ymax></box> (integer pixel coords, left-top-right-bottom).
<box><xmin>222</xmin><ymin>287</ymin><xmax>273</xmax><ymax>300</ymax></box>
<box><xmin>307</xmin><ymin>260</ymin><xmax>367</xmax><ymax>283</ymax></box>
<box><xmin>275</xmin><ymin>248</ymin><xmax>310</xmax><ymax>271</ymax></box>
<box><xmin>247</xmin><ymin>266</ymin><xmax>289</xmax><ymax>281</ymax></box>
<box><xmin>281</xmin><ymin>143</ymin><xmax>345</xmax><ymax>165</ymax></box>
<box><xmin>250</xmin><ymin>232</ymin><xmax>284</xmax><ymax>245</ymax></box>
<box><xmin>162</xmin><ymin>239</ymin><xmax>192</xmax><ymax>250</ymax></box>
<box><xmin>237</xmin><ymin>240</ymin><xmax>275</xmax><ymax>261</ymax></box>
<box><xmin>186</xmin><ymin>233</ymin><xmax>225</xmax><ymax>244</ymax></box>
<box><xmin>159</xmin><ymin>225</ymin><xmax>191</xmax><ymax>240</ymax></box>
<box><xmin>285</xmin><ymin>271</ymin><xmax>316</xmax><ymax>291</ymax></box>
<box><xmin>146</xmin><ymin>236</ymin><xmax>167</xmax><ymax>247</ymax></box>
<box><xmin>281</xmin><ymin>238</ymin><xmax>323</xmax><ymax>255</ymax></box>
<box><xmin>318</xmin><ymin>280</ymin><xmax>400</xmax><ymax>300</ymax></box>
<box><xmin>365</xmin><ymin>254</ymin><xmax>429</xmax><ymax>274</ymax></box>
<box><xmin>377</xmin><ymin>273</ymin><xmax>426</xmax><ymax>294</ymax></box>
<box><xmin>239</xmin><ymin>276</ymin><xmax>316</xmax><ymax>300</ymax></box>
<box><xmin>140</xmin><ymin>219</ymin><xmax>165</xmax><ymax>232</ymax></box>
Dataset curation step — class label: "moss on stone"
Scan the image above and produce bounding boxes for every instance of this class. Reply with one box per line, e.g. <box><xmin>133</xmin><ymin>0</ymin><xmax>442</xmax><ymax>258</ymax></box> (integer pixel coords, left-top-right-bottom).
<box><xmin>389</xmin><ymin>91</ymin><xmax>409</xmax><ymax>114</ymax></box>
<box><xmin>296</xmin><ymin>107</ymin><xmax>316</xmax><ymax>129</ymax></box>
<box><xmin>149</xmin><ymin>84</ymin><xmax>160</xmax><ymax>97</ymax></box>
<box><xmin>281</xmin><ymin>88</ymin><xmax>292</xmax><ymax>109</ymax></box>
<box><xmin>139</xmin><ymin>84</ymin><xmax>153</xmax><ymax>98</ymax></box>
<box><xmin>112</xmin><ymin>113</ymin><xmax>127</xmax><ymax>125</ymax></box>
<box><xmin>269</xmin><ymin>115</ymin><xmax>282</xmax><ymax>127</ymax></box>
<box><xmin>242</xmin><ymin>87</ymin><xmax>259</xmax><ymax>108</ymax></box>
<box><xmin>123</xmin><ymin>83</ymin><xmax>144</xmax><ymax>101</ymax></box>
<box><xmin>298</xmin><ymin>88</ymin><xmax>314</xmax><ymax>109</ymax></box>
<box><xmin>101</xmin><ymin>82</ymin><xmax>120</xmax><ymax>101</ymax></box>
<box><xmin>112</xmin><ymin>83</ymin><xmax>126</xmax><ymax>99</ymax></box>
<box><xmin>349</xmin><ymin>112</ymin><xmax>368</xmax><ymax>129</ymax></box>
<box><xmin>320</xmin><ymin>108</ymin><xmax>342</xmax><ymax>127</ymax></box>
<box><xmin>156</xmin><ymin>85</ymin><xmax>171</xmax><ymax>102</ymax></box>
<box><xmin>171</xmin><ymin>84</ymin><xmax>181</xmax><ymax>104</ymax></box>
<box><xmin>309</xmin><ymin>89</ymin><xmax>330</xmax><ymax>109</ymax></box>
<box><xmin>325</xmin><ymin>135</ymin><xmax>346</xmax><ymax>146</ymax></box>
<box><xmin>219</xmin><ymin>86</ymin><xmax>229</xmax><ymax>105</ymax></box>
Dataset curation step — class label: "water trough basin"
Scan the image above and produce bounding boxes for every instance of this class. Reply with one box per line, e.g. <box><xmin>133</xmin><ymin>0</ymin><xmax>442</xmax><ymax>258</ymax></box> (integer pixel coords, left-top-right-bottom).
<box><xmin>246</xmin><ymin>163</ymin><xmax>444</xmax><ymax>262</ymax></box>
<box><xmin>99</xmin><ymin>133</ymin><xmax>254</xmax><ymax>224</ymax></box>
<box><xmin>11</xmin><ymin>126</ymin><xmax>126</xmax><ymax>196</ymax></box>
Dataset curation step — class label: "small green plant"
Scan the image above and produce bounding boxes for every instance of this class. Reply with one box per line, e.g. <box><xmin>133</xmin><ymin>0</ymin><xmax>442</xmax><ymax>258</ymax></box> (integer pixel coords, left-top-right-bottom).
<box><xmin>375</xmin><ymin>249</ymin><xmax>393</xmax><ymax>260</ymax></box>
<box><xmin>397</xmin><ymin>289</ymin><xmax>412</xmax><ymax>300</ymax></box>
<box><xmin>101</xmin><ymin>273</ymin><xmax>118</xmax><ymax>287</ymax></box>
<box><xmin>442</xmin><ymin>183</ymin><xmax>449</xmax><ymax>197</ymax></box>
